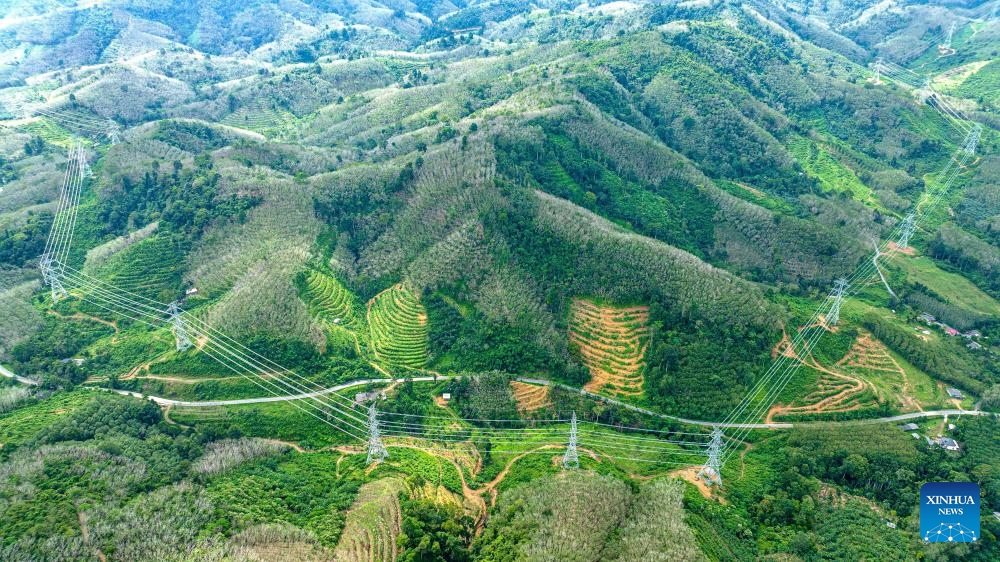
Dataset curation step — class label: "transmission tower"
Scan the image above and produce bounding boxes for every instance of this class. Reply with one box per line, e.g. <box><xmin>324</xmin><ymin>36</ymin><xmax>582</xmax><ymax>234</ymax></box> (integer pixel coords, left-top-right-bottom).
<box><xmin>39</xmin><ymin>252</ymin><xmax>68</xmax><ymax>301</ymax></box>
<box><xmin>827</xmin><ymin>278</ymin><xmax>849</xmax><ymax>327</ymax></box>
<box><xmin>366</xmin><ymin>402</ymin><xmax>389</xmax><ymax>464</ymax></box>
<box><xmin>871</xmin><ymin>58</ymin><xmax>883</xmax><ymax>85</ymax></box>
<box><xmin>167</xmin><ymin>301</ymin><xmax>193</xmax><ymax>351</ymax></box>
<box><xmin>77</xmin><ymin>146</ymin><xmax>92</xmax><ymax>178</ymax></box>
<box><xmin>563</xmin><ymin>411</ymin><xmax>579</xmax><ymax>469</ymax></box>
<box><xmin>106</xmin><ymin>122</ymin><xmax>121</xmax><ymax>145</ymax></box>
<box><xmin>963</xmin><ymin>123</ymin><xmax>983</xmax><ymax>155</ymax></box>
<box><xmin>897</xmin><ymin>212</ymin><xmax>917</xmax><ymax>250</ymax></box>
<box><xmin>698</xmin><ymin>426</ymin><xmax>724</xmax><ymax>486</ymax></box>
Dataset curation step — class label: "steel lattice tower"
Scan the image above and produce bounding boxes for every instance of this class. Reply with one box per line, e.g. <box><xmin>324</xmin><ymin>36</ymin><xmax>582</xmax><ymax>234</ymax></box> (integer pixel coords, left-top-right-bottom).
<box><xmin>77</xmin><ymin>146</ymin><xmax>92</xmax><ymax>178</ymax></box>
<box><xmin>871</xmin><ymin>58</ymin><xmax>883</xmax><ymax>84</ymax></box>
<box><xmin>366</xmin><ymin>402</ymin><xmax>389</xmax><ymax>464</ymax></box>
<box><xmin>107</xmin><ymin>123</ymin><xmax>121</xmax><ymax>145</ymax></box>
<box><xmin>827</xmin><ymin>278</ymin><xmax>849</xmax><ymax>327</ymax></box>
<box><xmin>39</xmin><ymin>252</ymin><xmax>67</xmax><ymax>301</ymax></box>
<box><xmin>897</xmin><ymin>213</ymin><xmax>917</xmax><ymax>250</ymax></box>
<box><xmin>167</xmin><ymin>301</ymin><xmax>193</xmax><ymax>351</ymax></box>
<box><xmin>698</xmin><ymin>426</ymin><xmax>724</xmax><ymax>486</ymax></box>
<box><xmin>963</xmin><ymin>124</ymin><xmax>983</xmax><ymax>155</ymax></box>
<box><xmin>563</xmin><ymin>411</ymin><xmax>579</xmax><ymax>469</ymax></box>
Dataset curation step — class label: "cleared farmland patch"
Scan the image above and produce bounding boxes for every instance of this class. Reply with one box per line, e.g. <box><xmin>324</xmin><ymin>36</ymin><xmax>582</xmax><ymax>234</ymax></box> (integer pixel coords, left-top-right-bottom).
<box><xmin>510</xmin><ymin>381</ymin><xmax>552</xmax><ymax>413</ymax></box>
<box><xmin>19</xmin><ymin>118</ymin><xmax>75</xmax><ymax>146</ymax></box>
<box><xmin>569</xmin><ymin>299</ymin><xmax>649</xmax><ymax>398</ymax></box>
<box><xmin>332</xmin><ymin>477</ymin><xmax>406</xmax><ymax>562</ymax></box>
<box><xmin>836</xmin><ymin>331</ymin><xmax>924</xmax><ymax>411</ymax></box>
<box><xmin>221</xmin><ymin>105</ymin><xmax>295</xmax><ymax>137</ymax></box>
<box><xmin>767</xmin><ymin>332</ymin><xmax>900</xmax><ymax>421</ymax></box>
<box><xmin>839</xmin><ymin>332</ymin><xmax>905</xmax><ymax>375</ymax></box>
<box><xmin>367</xmin><ymin>284</ymin><xmax>429</xmax><ymax>369</ymax></box>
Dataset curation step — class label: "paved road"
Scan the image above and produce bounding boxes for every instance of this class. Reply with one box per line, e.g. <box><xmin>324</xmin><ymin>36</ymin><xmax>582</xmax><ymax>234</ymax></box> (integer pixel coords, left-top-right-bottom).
<box><xmin>7</xmin><ymin>363</ymin><xmax>995</xmax><ymax>429</ymax></box>
<box><xmin>0</xmin><ymin>363</ymin><xmax>40</xmax><ymax>386</ymax></box>
<box><xmin>819</xmin><ymin>409</ymin><xmax>996</xmax><ymax>425</ymax></box>
<box><xmin>518</xmin><ymin>378</ymin><xmax>998</xmax><ymax>428</ymax></box>
<box><xmin>90</xmin><ymin>375</ymin><xmax>455</xmax><ymax>407</ymax></box>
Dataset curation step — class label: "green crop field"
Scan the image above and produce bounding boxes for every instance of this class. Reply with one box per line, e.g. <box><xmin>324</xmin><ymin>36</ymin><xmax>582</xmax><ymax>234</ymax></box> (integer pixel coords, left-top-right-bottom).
<box><xmin>787</xmin><ymin>137</ymin><xmax>878</xmax><ymax>206</ymax></box>
<box><xmin>0</xmin><ymin>390</ymin><xmax>103</xmax><ymax>446</ymax></box>
<box><xmin>889</xmin><ymin>254</ymin><xmax>1000</xmax><ymax>318</ymax></box>
<box><xmin>300</xmin><ymin>269</ymin><xmax>362</xmax><ymax>354</ymax></box>
<box><xmin>366</xmin><ymin>284</ymin><xmax>428</xmax><ymax>370</ymax></box>
<box><xmin>169</xmin><ymin>398</ymin><xmax>362</xmax><ymax>449</ymax></box>
<box><xmin>18</xmin><ymin>118</ymin><xmax>77</xmax><ymax>147</ymax></box>
<box><xmin>952</xmin><ymin>59</ymin><xmax>1000</xmax><ymax>110</ymax></box>
<box><xmin>301</xmin><ymin>270</ymin><xmax>358</xmax><ymax>328</ymax></box>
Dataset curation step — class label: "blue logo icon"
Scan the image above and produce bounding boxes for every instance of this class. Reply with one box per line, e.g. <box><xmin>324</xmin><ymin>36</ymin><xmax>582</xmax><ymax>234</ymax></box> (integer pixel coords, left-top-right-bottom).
<box><xmin>921</xmin><ymin>482</ymin><xmax>980</xmax><ymax>543</ymax></box>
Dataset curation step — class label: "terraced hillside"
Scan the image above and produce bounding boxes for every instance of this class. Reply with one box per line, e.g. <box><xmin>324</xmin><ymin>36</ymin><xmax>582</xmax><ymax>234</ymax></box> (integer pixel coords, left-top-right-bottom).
<box><xmin>837</xmin><ymin>331</ymin><xmax>924</xmax><ymax>412</ymax></box>
<box><xmin>569</xmin><ymin>299</ymin><xmax>650</xmax><ymax>398</ymax></box>
<box><xmin>221</xmin><ymin>105</ymin><xmax>295</xmax><ymax>137</ymax></box>
<box><xmin>301</xmin><ymin>270</ymin><xmax>358</xmax><ymax>327</ymax></box>
<box><xmin>300</xmin><ymin>269</ymin><xmax>360</xmax><ymax>353</ymax></box>
<box><xmin>367</xmin><ymin>284</ymin><xmax>428</xmax><ymax>369</ymax></box>
<box><xmin>510</xmin><ymin>380</ymin><xmax>552</xmax><ymax>413</ymax></box>
<box><xmin>333</xmin><ymin>478</ymin><xmax>405</xmax><ymax>562</ymax></box>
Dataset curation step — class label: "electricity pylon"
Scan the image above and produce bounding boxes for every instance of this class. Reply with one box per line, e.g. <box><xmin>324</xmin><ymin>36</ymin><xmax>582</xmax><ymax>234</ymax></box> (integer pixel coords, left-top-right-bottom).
<box><xmin>871</xmin><ymin>58</ymin><xmax>883</xmax><ymax>85</ymax></box>
<box><xmin>39</xmin><ymin>252</ymin><xmax>68</xmax><ymax>301</ymax></box>
<box><xmin>563</xmin><ymin>411</ymin><xmax>579</xmax><ymax>469</ymax></box>
<box><xmin>167</xmin><ymin>301</ymin><xmax>193</xmax><ymax>351</ymax></box>
<box><xmin>698</xmin><ymin>426</ymin><xmax>724</xmax><ymax>486</ymax></box>
<box><xmin>77</xmin><ymin>146</ymin><xmax>92</xmax><ymax>178</ymax></box>
<box><xmin>106</xmin><ymin>122</ymin><xmax>121</xmax><ymax>145</ymax></box>
<box><xmin>827</xmin><ymin>278</ymin><xmax>849</xmax><ymax>327</ymax></box>
<box><xmin>963</xmin><ymin>123</ymin><xmax>983</xmax><ymax>155</ymax></box>
<box><xmin>366</xmin><ymin>402</ymin><xmax>389</xmax><ymax>464</ymax></box>
<box><xmin>897</xmin><ymin>213</ymin><xmax>917</xmax><ymax>250</ymax></box>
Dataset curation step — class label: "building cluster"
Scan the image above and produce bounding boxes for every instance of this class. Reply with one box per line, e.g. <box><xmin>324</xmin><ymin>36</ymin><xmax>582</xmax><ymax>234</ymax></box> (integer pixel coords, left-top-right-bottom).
<box><xmin>916</xmin><ymin>313</ymin><xmax>984</xmax><ymax>350</ymax></box>
<box><xmin>354</xmin><ymin>391</ymin><xmax>386</xmax><ymax>404</ymax></box>
<box><xmin>899</xmin><ymin>422</ymin><xmax>962</xmax><ymax>451</ymax></box>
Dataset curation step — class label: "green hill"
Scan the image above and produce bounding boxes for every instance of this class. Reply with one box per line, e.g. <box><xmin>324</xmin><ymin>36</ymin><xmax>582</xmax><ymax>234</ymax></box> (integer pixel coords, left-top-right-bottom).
<box><xmin>2</xmin><ymin>1</ymin><xmax>1000</xmax><ymax>561</ymax></box>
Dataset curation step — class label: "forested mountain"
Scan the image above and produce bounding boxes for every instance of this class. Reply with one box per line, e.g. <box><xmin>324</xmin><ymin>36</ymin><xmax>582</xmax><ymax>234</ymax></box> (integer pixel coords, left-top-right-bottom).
<box><xmin>1</xmin><ymin>0</ymin><xmax>1000</xmax><ymax>560</ymax></box>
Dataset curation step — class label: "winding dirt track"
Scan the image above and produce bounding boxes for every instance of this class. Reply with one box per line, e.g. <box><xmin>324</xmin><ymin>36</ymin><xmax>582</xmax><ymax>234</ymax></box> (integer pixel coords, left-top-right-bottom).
<box><xmin>765</xmin><ymin>329</ymin><xmax>920</xmax><ymax>423</ymax></box>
